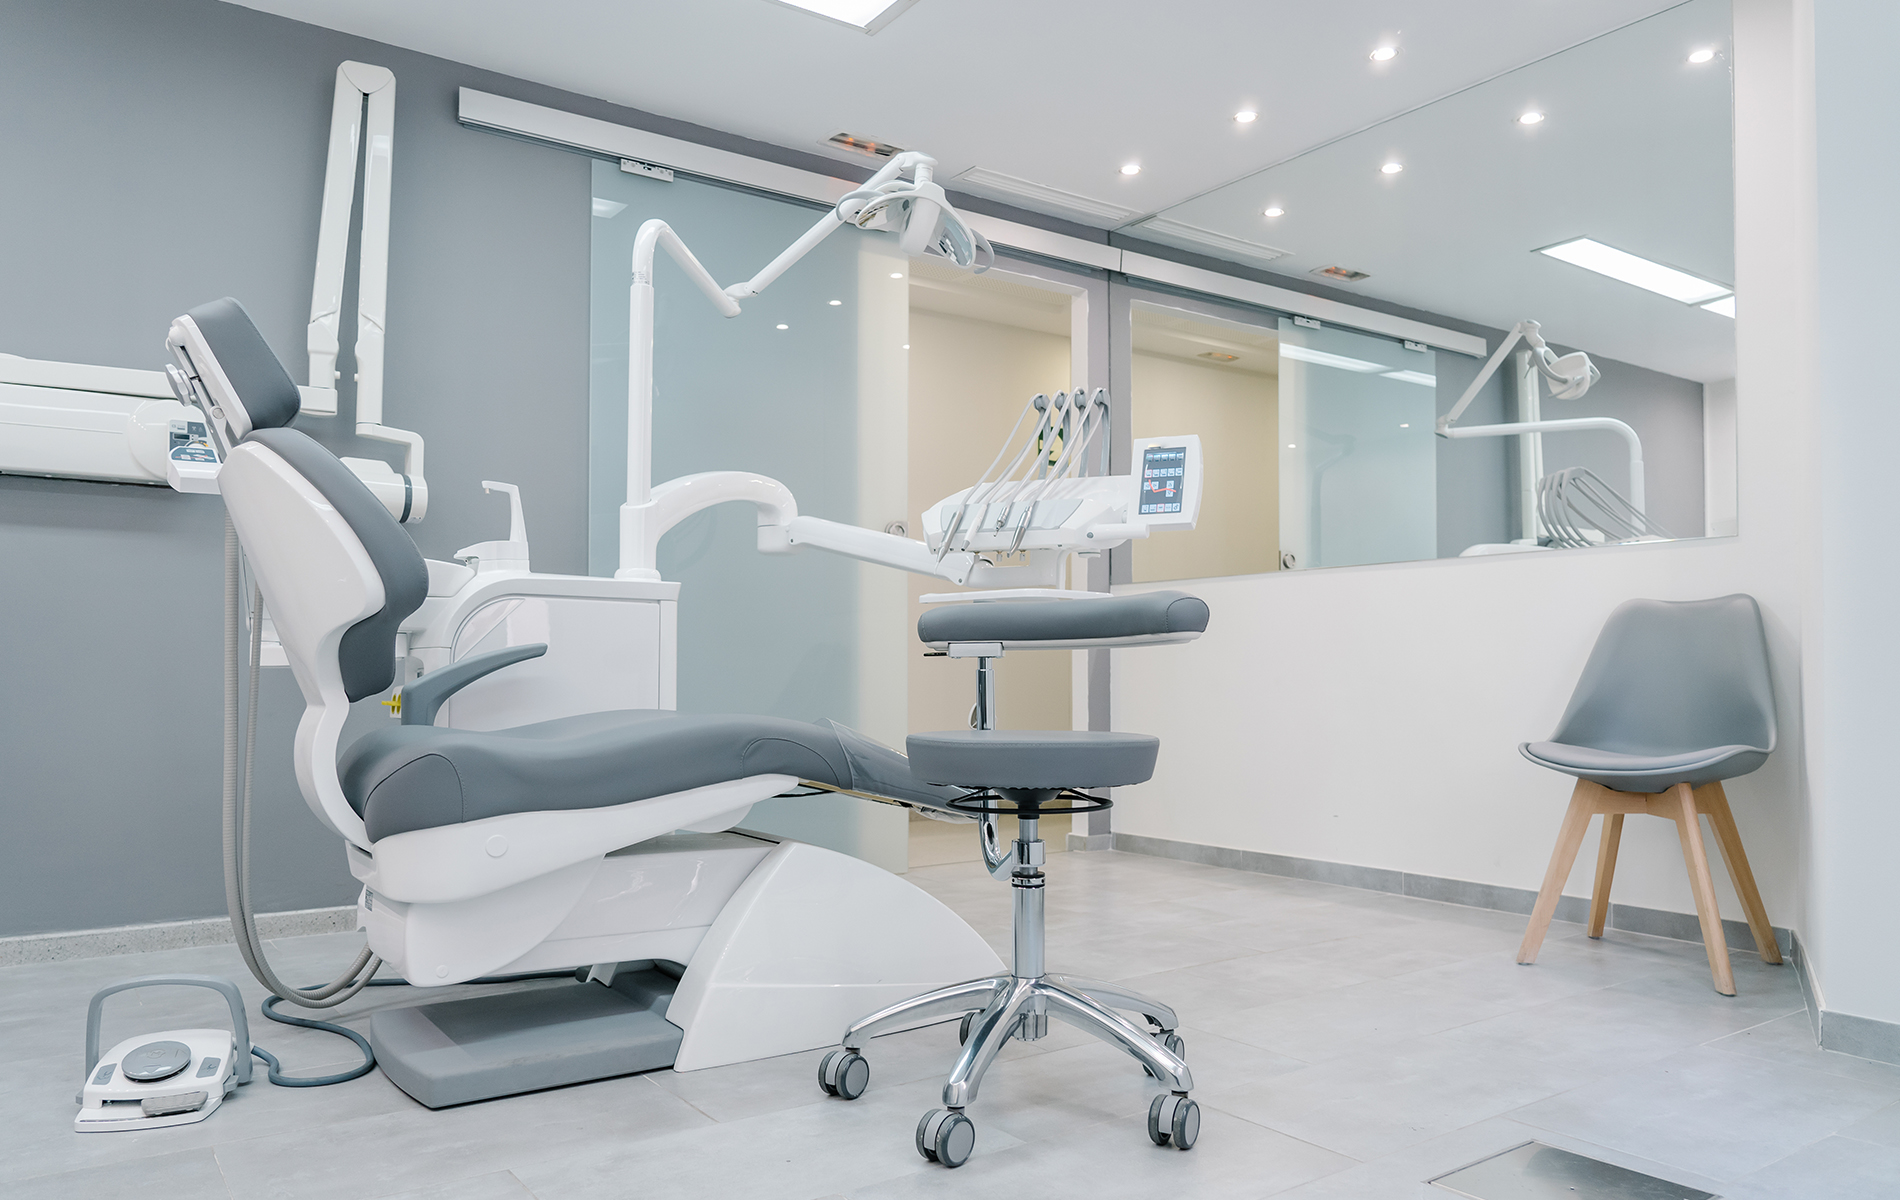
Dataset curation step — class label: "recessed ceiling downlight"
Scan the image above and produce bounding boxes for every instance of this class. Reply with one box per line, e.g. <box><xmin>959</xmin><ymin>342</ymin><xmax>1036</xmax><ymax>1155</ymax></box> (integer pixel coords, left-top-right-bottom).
<box><xmin>1380</xmin><ymin>161</ymin><xmax>1404</xmax><ymax>175</ymax></box>
<box><xmin>1234</xmin><ymin>110</ymin><xmax>1258</xmax><ymax>123</ymax></box>
<box><xmin>771</xmin><ymin>0</ymin><xmax>920</xmax><ymax>34</ymax></box>
<box><xmin>1120</xmin><ymin>163</ymin><xmax>1142</xmax><ymax>176</ymax></box>
<box><xmin>1688</xmin><ymin>47</ymin><xmax>1716</xmax><ymax>64</ymax></box>
<box><xmin>1518</xmin><ymin>111</ymin><xmax>1545</xmax><ymax>125</ymax></box>
<box><xmin>1538</xmin><ymin>237</ymin><xmax>1731</xmax><ymax>305</ymax></box>
<box><xmin>1263</xmin><ymin>206</ymin><xmax>1285</xmax><ymax>217</ymax></box>
<box><xmin>1370</xmin><ymin>46</ymin><xmax>1397</xmax><ymax>62</ymax></box>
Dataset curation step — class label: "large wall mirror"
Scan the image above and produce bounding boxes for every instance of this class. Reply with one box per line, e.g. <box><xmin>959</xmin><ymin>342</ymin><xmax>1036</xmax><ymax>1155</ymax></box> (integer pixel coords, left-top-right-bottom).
<box><xmin>1125</xmin><ymin>0</ymin><xmax>1734</xmax><ymax>578</ymax></box>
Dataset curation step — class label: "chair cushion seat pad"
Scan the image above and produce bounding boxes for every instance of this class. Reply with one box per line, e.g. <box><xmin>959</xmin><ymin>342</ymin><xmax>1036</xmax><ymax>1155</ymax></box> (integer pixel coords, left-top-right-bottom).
<box><xmin>340</xmin><ymin>711</ymin><xmax>952</xmax><ymax>842</ymax></box>
<box><xmin>907</xmin><ymin>729</ymin><xmax>1159</xmax><ymax>789</ymax></box>
<box><xmin>1520</xmin><ymin>740</ymin><xmax>1771</xmax><ymax>793</ymax></box>
<box><xmin>917</xmin><ymin>591</ymin><xmax>1208</xmax><ymax>649</ymax></box>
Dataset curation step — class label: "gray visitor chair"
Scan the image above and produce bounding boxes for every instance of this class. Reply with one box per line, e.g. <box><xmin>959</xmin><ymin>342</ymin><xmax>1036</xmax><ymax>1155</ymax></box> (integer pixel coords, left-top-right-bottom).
<box><xmin>1516</xmin><ymin>594</ymin><xmax>1782</xmax><ymax>995</ymax></box>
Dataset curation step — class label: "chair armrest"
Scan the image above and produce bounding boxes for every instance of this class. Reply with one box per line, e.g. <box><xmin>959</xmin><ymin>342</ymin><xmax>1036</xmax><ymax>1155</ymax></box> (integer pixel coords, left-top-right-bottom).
<box><xmin>400</xmin><ymin>643</ymin><xmax>547</xmax><ymax>726</ymax></box>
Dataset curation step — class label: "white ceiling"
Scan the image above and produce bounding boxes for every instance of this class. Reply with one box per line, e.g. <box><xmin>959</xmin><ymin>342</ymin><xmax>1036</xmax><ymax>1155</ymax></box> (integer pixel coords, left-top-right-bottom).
<box><xmin>235</xmin><ymin>0</ymin><xmax>1685</xmax><ymax>221</ymax></box>
<box><xmin>233</xmin><ymin>0</ymin><xmax>1730</xmax><ymax>379</ymax></box>
<box><xmin>1151</xmin><ymin>0</ymin><xmax>1735</xmax><ymax>381</ymax></box>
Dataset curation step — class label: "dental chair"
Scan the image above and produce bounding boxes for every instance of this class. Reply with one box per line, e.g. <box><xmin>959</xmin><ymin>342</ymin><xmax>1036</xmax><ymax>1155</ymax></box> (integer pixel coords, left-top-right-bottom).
<box><xmin>815</xmin><ymin>591</ymin><xmax>1212</xmax><ymax>1167</ymax></box>
<box><xmin>168</xmin><ymin>297</ymin><xmax>1003</xmax><ymax>1107</ymax></box>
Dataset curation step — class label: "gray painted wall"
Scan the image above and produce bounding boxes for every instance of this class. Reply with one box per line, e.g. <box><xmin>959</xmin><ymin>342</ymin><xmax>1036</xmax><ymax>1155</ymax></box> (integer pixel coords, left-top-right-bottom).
<box><xmin>0</xmin><ymin>0</ymin><xmax>891</xmax><ymax>937</ymax></box>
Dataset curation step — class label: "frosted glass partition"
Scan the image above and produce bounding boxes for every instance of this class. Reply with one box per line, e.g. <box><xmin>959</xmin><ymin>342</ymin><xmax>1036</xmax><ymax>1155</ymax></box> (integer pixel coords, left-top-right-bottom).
<box><xmin>1278</xmin><ymin>320</ymin><xmax>1437</xmax><ymax>570</ymax></box>
<box><xmin>588</xmin><ymin>162</ymin><xmax>910</xmax><ymax>867</ymax></box>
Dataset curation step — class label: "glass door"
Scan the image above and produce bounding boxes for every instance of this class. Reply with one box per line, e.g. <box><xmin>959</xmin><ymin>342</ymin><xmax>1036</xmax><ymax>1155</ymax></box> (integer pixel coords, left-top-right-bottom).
<box><xmin>1276</xmin><ymin>320</ymin><xmax>1438</xmax><ymax>570</ymax></box>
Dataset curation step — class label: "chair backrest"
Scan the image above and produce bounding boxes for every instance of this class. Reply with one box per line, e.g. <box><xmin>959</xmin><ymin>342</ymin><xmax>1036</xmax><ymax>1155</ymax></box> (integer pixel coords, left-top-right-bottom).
<box><xmin>171</xmin><ymin>300</ymin><xmax>427</xmax><ymax>844</ymax></box>
<box><xmin>1550</xmin><ymin>594</ymin><xmax>1776</xmax><ymax>757</ymax></box>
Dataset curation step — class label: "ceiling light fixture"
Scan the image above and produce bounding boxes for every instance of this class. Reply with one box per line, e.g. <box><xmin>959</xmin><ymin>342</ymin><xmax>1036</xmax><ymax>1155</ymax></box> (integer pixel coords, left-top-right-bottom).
<box><xmin>1263</xmin><ymin>206</ymin><xmax>1285</xmax><ymax>217</ymax></box>
<box><xmin>1120</xmin><ymin>163</ymin><xmax>1142</xmax><ymax>176</ymax></box>
<box><xmin>1701</xmin><ymin>295</ymin><xmax>1736</xmax><ymax>318</ymax></box>
<box><xmin>770</xmin><ymin>0</ymin><xmax>921</xmax><ymax>35</ymax></box>
<box><xmin>1370</xmin><ymin>46</ymin><xmax>1397</xmax><ymax>62</ymax></box>
<box><xmin>828</xmin><ymin>299</ymin><xmax>842</xmax><ymax>306</ymax></box>
<box><xmin>1538</xmin><ymin>237</ymin><xmax>1731</xmax><ymax>304</ymax></box>
<box><xmin>890</xmin><ymin>272</ymin><xmax>904</xmax><ymax>279</ymax></box>
<box><xmin>776</xmin><ymin>324</ymin><xmax>790</xmax><ymax>330</ymax></box>
<box><xmin>1518</xmin><ymin>111</ymin><xmax>1545</xmax><ymax>125</ymax></box>
<box><xmin>1381</xmin><ymin>161</ymin><xmax>1404</xmax><ymax>175</ymax></box>
<box><xmin>1688</xmin><ymin>47</ymin><xmax>1716</xmax><ymax>64</ymax></box>
<box><xmin>1234</xmin><ymin>110</ymin><xmax>1258</xmax><ymax>123</ymax></box>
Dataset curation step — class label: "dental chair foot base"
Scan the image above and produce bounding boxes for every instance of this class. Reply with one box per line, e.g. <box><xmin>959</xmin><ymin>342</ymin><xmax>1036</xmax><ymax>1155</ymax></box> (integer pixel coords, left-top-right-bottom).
<box><xmin>370</xmin><ymin>967</ymin><xmax>681</xmax><ymax>1108</ymax></box>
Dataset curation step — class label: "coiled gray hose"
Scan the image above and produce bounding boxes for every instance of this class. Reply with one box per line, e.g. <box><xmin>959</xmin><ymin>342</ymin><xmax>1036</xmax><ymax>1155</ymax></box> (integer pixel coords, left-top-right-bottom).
<box><xmin>222</xmin><ymin>516</ymin><xmax>379</xmax><ymax>1009</ymax></box>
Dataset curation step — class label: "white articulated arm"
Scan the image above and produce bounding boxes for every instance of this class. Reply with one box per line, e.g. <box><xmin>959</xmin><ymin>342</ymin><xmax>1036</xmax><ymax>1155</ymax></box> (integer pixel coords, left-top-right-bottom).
<box><xmin>616</xmin><ymin>151</ymin><xmax>992</xmax><ymax>580</ymax></box>
<box><xmin>306</xmin><ymin>61</ymin><xmax>429</xmax><ymax>520</ymax></box>
<box><xmin>1435</xmin><ymin>318</ymin><xmax>1641</xmax><ymax>513</ymax></box>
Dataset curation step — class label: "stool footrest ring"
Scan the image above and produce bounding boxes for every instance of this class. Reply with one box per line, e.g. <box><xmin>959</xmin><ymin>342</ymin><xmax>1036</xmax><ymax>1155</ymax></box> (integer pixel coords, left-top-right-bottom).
<box><xmin>944</xmin><ymin>790</ymin><xmax>1113</xmax><ymax>816</ymax></box>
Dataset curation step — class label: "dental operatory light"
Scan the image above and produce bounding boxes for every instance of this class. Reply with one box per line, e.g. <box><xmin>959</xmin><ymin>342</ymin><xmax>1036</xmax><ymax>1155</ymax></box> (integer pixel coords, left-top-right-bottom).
<box><xmin>1234</xmin><ymin>110</ymin><xmax>1258</xmax><ymax>123</ymax></box>
<box><xmin>771</xmin><ymin>0</ymin><xmax>920</xmax><ymax>34</ymax></box>
<box><xmin>1263</xmin><ymin>205</ymin><xmax>1285</xmax><ymax>217</ymax></box>
<box><xmin>1120</xmin><ymin>163</ymin><xmax>1142</xmax><ymax>176</ymax></box>
<box><xmin>1518</xmin><ymin>111</ymin><xmax>1546</xmax><ymax>125</ymax></box>
<box><xmin>1370</xmin><ymin>46</ymin><xmax>1397</xmax><ymax>62</ymax></box>
<box><xmin>1688</xmin><ymin>47</ymin><xmax>1716</xmax><ymax>64</ymax></box>
<box><xmin>1380</xmin><ymin>161</ymin><xmax>1403</xmax><ymax>174</ymax></box>
<box><xmin>1538</xmin><ymin>237</ymin><xmax>1731</xmax><ymax>305</ymax></box>
<box><xmin>1702</xmin><ymin>295</ymin><xmax>1736</xmax><ymax>317</ymax></box>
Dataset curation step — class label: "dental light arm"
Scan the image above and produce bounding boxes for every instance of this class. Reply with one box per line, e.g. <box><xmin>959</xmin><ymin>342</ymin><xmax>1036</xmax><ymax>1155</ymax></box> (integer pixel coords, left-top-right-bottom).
<box><xmin>305</xmin><ymin>61</ymin><xmax>428</xmax><ymax>521</ymax></box>
<box><xmin>617</xmin><ymin>151</ymin><xmax>992</xmax><ymax>581</ymax></box>
<box><xmin>1435</xmin><ymin>319</ymin><xmax>1646</xmax><ymax>513</ymax></box>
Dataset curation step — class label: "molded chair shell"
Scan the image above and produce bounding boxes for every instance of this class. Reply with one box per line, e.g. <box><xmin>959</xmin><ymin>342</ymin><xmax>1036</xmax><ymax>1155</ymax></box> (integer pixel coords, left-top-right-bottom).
<box><xmin>1519</xmin><ymin>594</ymin><xmax>1775</xmax><ymax>793</ymax></box>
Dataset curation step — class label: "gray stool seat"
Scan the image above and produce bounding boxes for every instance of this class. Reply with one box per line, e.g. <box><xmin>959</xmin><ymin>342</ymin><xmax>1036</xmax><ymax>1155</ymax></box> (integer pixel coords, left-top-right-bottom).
<box><xmin>906</xmin><ymin>730</ymin><xmax>1160</xmax><ymax>791</ymax></box>
<box><xmin>1520</xmin><ymin>741</ymin><xmax>1770</xmax><ymax>793</ymax></box>
<box><xmin>918</xmin><ymin>590</ymin><xmax>1209</xmax><ymax>651</ymax></box>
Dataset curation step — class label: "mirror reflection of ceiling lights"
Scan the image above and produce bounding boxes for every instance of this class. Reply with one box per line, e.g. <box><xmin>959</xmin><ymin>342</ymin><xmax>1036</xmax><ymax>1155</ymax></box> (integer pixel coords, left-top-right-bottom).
<box><xmin>1537</xmin><ymin>237</ymin><xmax>1732</xmax><ymax>307</ymax></box>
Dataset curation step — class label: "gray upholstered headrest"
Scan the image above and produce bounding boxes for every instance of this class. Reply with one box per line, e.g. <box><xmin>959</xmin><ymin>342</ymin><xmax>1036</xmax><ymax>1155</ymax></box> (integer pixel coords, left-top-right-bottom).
<box><xmin>184</xmin><ymin>297</ymin><xmax>302</xmax><ymax>434</ymax></box>
<box><xmin>247</xmin><ymin>428</ymin><xmax>427</xmax><ymax>701</ymax></box>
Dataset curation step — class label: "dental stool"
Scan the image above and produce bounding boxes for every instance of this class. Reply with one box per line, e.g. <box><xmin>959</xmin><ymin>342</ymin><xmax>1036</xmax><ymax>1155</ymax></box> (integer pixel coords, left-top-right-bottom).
<box><xmin>816</xmin><ymin>592</ymin><xmax>1208</xmax><ymax>1168</ymax></box>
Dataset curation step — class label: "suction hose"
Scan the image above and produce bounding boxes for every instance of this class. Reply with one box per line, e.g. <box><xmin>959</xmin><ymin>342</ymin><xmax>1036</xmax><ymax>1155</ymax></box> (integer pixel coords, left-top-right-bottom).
<box><xmin>222</xmin><ymin>517</ymin><xmax>379</xmax><ymax>1084</ymax></box>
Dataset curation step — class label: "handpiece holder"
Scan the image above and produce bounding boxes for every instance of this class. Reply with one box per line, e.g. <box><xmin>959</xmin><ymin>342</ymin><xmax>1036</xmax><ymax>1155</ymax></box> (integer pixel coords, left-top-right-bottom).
<box><xmin>85</xmin><ymin>975</ymin><xmax>253</xmax><ymax>1086</ymax></box>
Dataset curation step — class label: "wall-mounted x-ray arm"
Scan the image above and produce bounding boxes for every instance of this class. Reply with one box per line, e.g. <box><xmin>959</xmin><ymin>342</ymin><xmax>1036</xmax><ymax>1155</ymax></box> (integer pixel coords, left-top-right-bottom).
<box><xmin>305</xmin><ymin>61</ymin><xmax>428</xmax><ymax>521</ymax></box>
<box><xmin>616</xmin><ymin>151</ymin><xmax>995</xmax><ymax>582</ymax></box>
<box><xmin>1435</xmin><ymin>319</ymin><xmax>1645</xmax><ymax>513</ymax></box>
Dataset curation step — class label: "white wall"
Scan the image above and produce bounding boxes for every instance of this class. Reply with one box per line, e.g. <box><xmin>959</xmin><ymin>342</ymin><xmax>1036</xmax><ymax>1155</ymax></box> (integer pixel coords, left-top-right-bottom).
<box><xmin>1110</xmin><ymin>0</ymin><xmax>1830</xmax><ymax>986</ymax></box>
<box><xmin>1806</xmin><ymin>0</ymin><xmax>1900</xmax><ymax>1028</ymax></box>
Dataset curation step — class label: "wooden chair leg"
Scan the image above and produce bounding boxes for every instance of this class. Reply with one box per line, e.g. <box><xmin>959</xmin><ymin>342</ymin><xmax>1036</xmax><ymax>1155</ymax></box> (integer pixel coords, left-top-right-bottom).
<box><xmin>1519</xmin><ymin>783</ymin><xmax>1597</xmax><ymax>965</ymax></box>
<box><xmin>1697</xmin><ymin>782</ymin><xmax>1783</xmax><ymax>964</ymax></box>
<box><xmin>1670</xmin><ymin>783</ymin><xmax>1737</xmax><ymax>995</ymax></box>
<box><xmin>1588</xmin><ymin>813</ymin><xmax>1623</xmax><ymax>939</ymax></box>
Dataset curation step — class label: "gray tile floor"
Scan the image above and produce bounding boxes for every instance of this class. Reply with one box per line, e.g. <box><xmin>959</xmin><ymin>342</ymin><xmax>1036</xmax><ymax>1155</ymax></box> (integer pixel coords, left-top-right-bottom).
<box><xmin>7</xmin><ymin>849</ymin><xmax>1899</xmax><ymax>1199</ymax></box>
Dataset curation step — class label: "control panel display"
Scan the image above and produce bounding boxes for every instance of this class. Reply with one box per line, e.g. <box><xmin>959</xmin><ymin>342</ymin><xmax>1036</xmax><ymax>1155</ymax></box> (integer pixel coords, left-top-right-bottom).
<box><xmin>1138</xmin><ymin>445</ymin><xmax>1186</xmax><ymax>515</ymax></box>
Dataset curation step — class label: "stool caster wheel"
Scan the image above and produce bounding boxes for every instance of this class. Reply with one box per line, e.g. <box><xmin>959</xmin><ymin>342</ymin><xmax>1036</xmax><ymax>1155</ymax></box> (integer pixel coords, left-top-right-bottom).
<box><xmin>958</xmin><ymin>1011</ymin><xmax>975</xmax><ymax>1046</ymax></box>
<box><xmin>817</xmin><ymin>1049</ymin><xmax>868</xmax><ymax>1100</ymax></box>
<box><xmin>1143</xmin><ymin>1030</ymin><xmax>1186</xmax><ymax>1079</ymax></box>
<box><xmin>917</xmin><ymin>1108</ymin><xmax>975</xmax><ymax>1168</ymax></box>
<box><xmin>1148</xmin><ymin>1093</ymin><xmax>1200</xmax><ymax>1150</ymax></box>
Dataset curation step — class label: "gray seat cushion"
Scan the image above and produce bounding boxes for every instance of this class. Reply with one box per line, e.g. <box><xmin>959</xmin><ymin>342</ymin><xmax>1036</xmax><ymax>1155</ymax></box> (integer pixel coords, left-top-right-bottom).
<box><xmin>907</xmin><ymin>730</ymin><xmax>1159</xmax><ymax>789</ymax></box>
<box><xmin>339</xmin><ymin>712</ymin><xmax>959</xmax><ymax>842</ymax></box>
<box><xmin>917</xmin><ymin>591</ymin><xmax>1209</xmax><ymax>650</ymax></box>
<box><xmin>1519</xmin><ymin>741</ymin><xmax>1771</xmax><ymax>794</ymax></box>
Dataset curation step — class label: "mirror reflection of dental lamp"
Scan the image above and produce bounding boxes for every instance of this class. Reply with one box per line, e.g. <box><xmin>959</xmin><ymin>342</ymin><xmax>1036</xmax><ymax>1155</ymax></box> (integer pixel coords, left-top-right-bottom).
<box><xmin>614</xmin><ymin>151</ymin><xmax>999</xmax><ymax>583</ymax></box>
<box><xmin>1435</xmin><ymin>319</ymin><xmax>1644</xmax><ymax>515</ymax></box>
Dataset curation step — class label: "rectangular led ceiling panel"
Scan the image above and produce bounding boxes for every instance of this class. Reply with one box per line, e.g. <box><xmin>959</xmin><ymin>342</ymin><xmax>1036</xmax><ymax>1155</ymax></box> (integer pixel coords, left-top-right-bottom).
<box><xmin>1537</xmin><ymin>238</ymin><xmax>1731</xmax><ymax>305</ymax></box>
